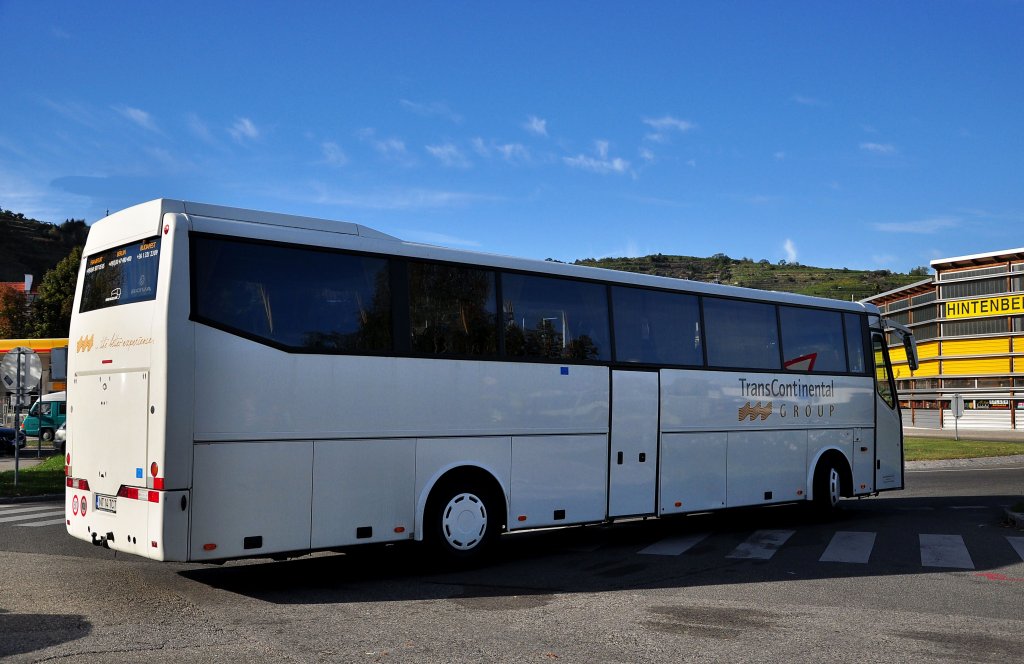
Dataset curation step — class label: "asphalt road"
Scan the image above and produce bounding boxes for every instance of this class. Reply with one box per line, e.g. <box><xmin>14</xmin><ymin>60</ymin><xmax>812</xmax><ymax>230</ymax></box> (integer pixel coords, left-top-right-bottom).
<box><xmin>1</xmin><ymin>462</ymin><xmax>1022</xmax><ymax>663</ymax></box>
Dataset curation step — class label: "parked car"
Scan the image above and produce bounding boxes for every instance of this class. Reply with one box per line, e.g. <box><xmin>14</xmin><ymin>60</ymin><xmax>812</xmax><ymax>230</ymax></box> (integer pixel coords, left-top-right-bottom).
<box><xmin>0</xmin><ymin>426</ymin><xmax>27</xmax><ymax>454</ymax></box>
<box><xmin>54</xmin><ymin>422</ymin><xmax>66</xmax><ymax>454</ymax></box>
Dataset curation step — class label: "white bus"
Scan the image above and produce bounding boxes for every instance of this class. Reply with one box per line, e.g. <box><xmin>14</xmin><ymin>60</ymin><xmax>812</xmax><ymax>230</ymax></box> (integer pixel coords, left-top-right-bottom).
<box><xmin>65</xmin><ymin>199</ymin><xmax>918</xmax><ymax>563</ymax></box>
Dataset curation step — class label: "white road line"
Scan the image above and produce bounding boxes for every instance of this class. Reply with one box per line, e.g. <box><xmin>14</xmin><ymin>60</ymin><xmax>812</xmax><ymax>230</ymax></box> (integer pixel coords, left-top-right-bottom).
<box><xmin>920</xmin><ymin>534</ymin><xmax>974</xmax><ymax>569</ymax></box>
<box><xmin>1007</xmin><ymin>537</ymin><xmax>1024</xmax><ymax>562</ymax></box>
<box><xmin>726</xmin><ymin>530</ymin><xmax>795</xmax><ymax>560</ymax></box>
<box><xmin>638</xmin><ymin>533</ymin><xmax>709</xmax><ymax>556</ymax></box>
<box><xmin>18</xmin><ymin>518</ymin><xmax>68</xmax><ymax>527</ymax></box>
<box><xmin>0</xmin><ymin>509</ymin><xmax>65</xmax><ymax>524</ymax></box>
<box><xmin>819</xmin><ymin>531</ymin><xmax>876</xmax><ymax>564</ymax></box>
<box><xmin>0</xmin><ymin>504</ymin><xmax>64</xmax><ymax>516</ymax></box>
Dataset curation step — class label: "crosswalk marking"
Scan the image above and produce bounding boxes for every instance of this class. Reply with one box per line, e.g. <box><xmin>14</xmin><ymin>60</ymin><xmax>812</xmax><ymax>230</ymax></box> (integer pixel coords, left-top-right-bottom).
<box><xmin>726</xmin><ymin>530</ymin><xmax>794</xmax><ymax>560</ymax></box>
<box><xmin>819</xmin><ymin>531</ymin><xmax>876</xmax><ymax>564</ymax></box>
<box><xmin>1007</xmin><ymin>537</ymin><xmax>1024</xmax><ymax>562</ymax></box>
<box><xmin>639</xmin><ymin>533</ymin><xmax>709</xmax><ymax>556</ymax></box>
<box><xmin>18</xmin><ymin>518</ymin><xmax>68</xmax><ymax>528</ymax></box>
<box><xmin>0</xmin><ymin>504</ymin><xmax>63</xmax><ymax>516</ymax></box>
<box><xmin>0</xmin><ymin>509</ymin><xmax>65</xmax><ymax>525</ymax></box>
<box><xmin>920</xmin><ymin>534</ymin><xmax>974</xmax><ymax>569</ymax></box>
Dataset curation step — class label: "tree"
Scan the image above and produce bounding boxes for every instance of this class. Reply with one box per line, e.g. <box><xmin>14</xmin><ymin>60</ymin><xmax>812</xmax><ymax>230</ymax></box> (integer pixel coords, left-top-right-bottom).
<box><xmin>0</xmin><ymin>284</ymin><xmax>30</xmax><ymax>337</ymax></box>
<box><xmin>32</xmin><ymin>246</ymin><xmax>82</xmax><ymax>338</ymax></box>
<box><xmin>908</xmin><ymin>265</ymin><xmax>931</xmax><ymax>277</ymax></box>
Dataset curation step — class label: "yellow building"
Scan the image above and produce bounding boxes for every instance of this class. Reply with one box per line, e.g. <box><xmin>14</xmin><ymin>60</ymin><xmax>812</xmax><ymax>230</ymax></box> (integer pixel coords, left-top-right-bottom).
<box><xmin>864</xmin><ymin>247</ymin><xmax>1024</xmax><ymax>430</ymax></box>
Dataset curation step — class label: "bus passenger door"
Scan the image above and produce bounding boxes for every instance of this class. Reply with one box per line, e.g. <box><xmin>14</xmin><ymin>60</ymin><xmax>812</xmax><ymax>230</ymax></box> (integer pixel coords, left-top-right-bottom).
<box><xmin>872</xmin><ymin>334</ymin><xmax>904</xmax><ymax>490</ymax></box>
<box><xmin>608</xmin><ymin>370</ymin><xmax>659</xmax><ymax>517</ymax></box>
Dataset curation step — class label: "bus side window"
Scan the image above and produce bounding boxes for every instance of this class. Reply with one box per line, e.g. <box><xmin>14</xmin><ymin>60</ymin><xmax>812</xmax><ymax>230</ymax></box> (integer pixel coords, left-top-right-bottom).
<box><xmin>844</xmin><ymin>313</ymin><xmax>866</xmax><ymax>374</ymax></box>
<box><xmin>611</xmin><ymin>286</ymin><xmax>702</xmax><ymax>366</ymax></box>
<box><xmin>779</xmin><ymin>306</ymin><xmax>847</xmax><ymax>373</ymax></box>
<box><xmin>703</xmin><ymin>297</ymin><xmax>780</xmax><ymax>370</ymax></box>
<box><xmin>501</xmin><ymin>273</ymin><xmax>610</xmax><ymax>361</ymax></box>
<box><xmin>409</xmin><ymin>262</ymin><xmax>497</xmax><ymax>357</ymax></box>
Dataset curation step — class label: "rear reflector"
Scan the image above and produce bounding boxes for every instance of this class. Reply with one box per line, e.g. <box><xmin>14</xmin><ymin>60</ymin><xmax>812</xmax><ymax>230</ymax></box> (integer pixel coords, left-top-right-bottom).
<box><xmin>203</xmin><ymin>543</ymin><xmax>217</xmax><ymax>551</ymax></box>
<box><xmin>117</xmin><ymin>486</ymin><xmax>160</xmax><ymax>503</ymax></box>
<box><xmin>65</xmin><ymin>478</ymin><xmax>90</xmax><ymax>491</ymax></box>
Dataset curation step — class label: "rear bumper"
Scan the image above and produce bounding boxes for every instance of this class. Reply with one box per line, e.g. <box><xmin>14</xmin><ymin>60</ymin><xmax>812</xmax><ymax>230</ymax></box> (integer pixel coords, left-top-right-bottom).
<box><xmin>65</xmin><ymin>487</ymin><xmax>190</xmax><ymax>561</ymax></box>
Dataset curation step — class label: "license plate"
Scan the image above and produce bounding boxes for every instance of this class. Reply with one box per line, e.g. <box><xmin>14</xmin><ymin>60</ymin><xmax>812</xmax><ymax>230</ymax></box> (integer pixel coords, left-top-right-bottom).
<box><xmin>96</xmin><ymin>494</ymin><xmax>117</xmax><ymax>513</ymax></box>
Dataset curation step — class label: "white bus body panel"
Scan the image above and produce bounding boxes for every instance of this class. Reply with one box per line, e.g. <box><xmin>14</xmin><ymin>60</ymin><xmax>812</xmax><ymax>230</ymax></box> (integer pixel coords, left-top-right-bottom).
<box><xmin>191</xmin><ymin>441</ymin><xmax>314</xmax><ymax>561</ymax></box>
<box><xmin>659</xmin><ymin>432</ymin><xmax>727</xmax><ymax>514</ymax></box>
<box><xmin>509</xmin><ymin>434</ymin><xmax>608</xmax><ymax>528</ymax></box>
<box><xmin>312</xmin><ymin>438</ymin><xmax>416</xmax><ymax>548</ymax></box>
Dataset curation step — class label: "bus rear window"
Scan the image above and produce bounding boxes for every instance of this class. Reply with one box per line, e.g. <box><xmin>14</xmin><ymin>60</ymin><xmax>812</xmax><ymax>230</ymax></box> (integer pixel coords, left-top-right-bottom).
<box><xmin>80</xmin><ymin>237</ymin><xmax>161</xmax><ymax>312</ymax></box>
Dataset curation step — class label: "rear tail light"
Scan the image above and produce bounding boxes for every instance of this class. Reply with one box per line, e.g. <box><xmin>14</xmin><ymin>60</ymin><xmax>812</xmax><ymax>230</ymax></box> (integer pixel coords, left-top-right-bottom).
<box><xmin>65</xmin><ymin>478</ymin><xmax>90</xmax><ymax>490</ymax></box>
<box><xmin>117</xmin><ymin>486</ymin><xmax>160</xmax><ymax>503</ymax></box>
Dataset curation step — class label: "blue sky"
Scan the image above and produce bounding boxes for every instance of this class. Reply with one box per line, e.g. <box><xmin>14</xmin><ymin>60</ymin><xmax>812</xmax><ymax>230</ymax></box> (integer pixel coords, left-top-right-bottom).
<box><xmin>2</xmin><ymin>1</ymin><xmax>1022</xmax><ymax>271</ymax></box>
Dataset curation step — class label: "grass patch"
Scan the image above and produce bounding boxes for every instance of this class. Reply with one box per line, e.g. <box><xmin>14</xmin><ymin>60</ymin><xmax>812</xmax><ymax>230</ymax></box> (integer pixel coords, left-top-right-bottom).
<box><xmin>904</xmin><ymin>436</ymin><xmax>1024</xmax><ymax>462</ymax></box>
<box><xmin>0</xmin><ymin>454</ymin><xmax>65</xmax><ymax>498</ymax></box>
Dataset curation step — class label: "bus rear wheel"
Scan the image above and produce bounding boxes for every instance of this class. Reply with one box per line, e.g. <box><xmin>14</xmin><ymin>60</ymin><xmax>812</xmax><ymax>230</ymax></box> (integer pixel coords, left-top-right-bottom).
<box><xmin>426</xmin><ymin>480</ymin><xmax>500</xmax><ymax>562</ymax></box>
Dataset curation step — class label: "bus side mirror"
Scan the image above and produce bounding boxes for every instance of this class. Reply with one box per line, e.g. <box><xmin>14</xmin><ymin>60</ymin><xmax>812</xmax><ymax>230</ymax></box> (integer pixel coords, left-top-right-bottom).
<box><xmin>884</xmin><ymin>318</ymin><xmax>919</xmax><ymax>372</ymax></box>
<box><xmin>902</xmin><ymin>333</ymin><xmax>919</xmax><ymax>372</ymax></box>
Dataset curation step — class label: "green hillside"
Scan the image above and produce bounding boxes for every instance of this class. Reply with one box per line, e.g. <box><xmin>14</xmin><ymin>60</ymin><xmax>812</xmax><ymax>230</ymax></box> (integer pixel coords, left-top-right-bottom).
<box><xmin>0</xmin><ymin>209</ymin><xmax>88</xmax><ymax>283</ymax></box>
<box><xmin>573</xmin><ymin>254</ymin><xmax>927</xmax><ymax>301</ymax></box>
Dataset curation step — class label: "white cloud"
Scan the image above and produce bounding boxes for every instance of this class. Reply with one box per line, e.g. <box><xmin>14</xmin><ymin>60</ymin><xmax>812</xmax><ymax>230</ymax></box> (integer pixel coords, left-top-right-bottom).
<box><xmin>471</xmin><ymin>137</ymin><xmax>489</xmax><ymax>157</ymax></box>
<box><xmin>426</xmin><ymin>143</ymin><xmax>470</xmax><ymax>168</ymax></box>
<box><xmin>643</xmin><ymin>116</ymin><xmax>696</xmax><ymax>132</ymax></box>
<box><xmin>309</xmin><ymin>184</ymin><xmax>497</xmax><ymax>210</ymax></box>
<box><xmin>639</xmin><ymin>147</ymin><xmax>655</xmax><ymax>163</ymax></box>
<box><xmin>872</xmin><ymin>217</ymin><xmax>959</xmax><ymax>234</ymax></box>
<box><xmin>793</xmin><ymin>94</ymin><xmax>827</xmax><ymax>107</ymax></box>
<box><xmin>642</xmin><ymin>115</ymin><xmax>696</xmax><ymax>143</ymax></box>
<box><xmin>399</xmin><ymin>99</ymin><xmax>462</xmax><ymax>123</ymax></box>
<box><xmin>187</xmin><ymin>113</ymin><xmax>217</xmax><ymax>145</ymax></box>
<box><xmin>774</xmin><ymin>151</ymin><xmax>786</xmax><ymax>161</ymax></box>
<box><xmin>144</xmin><ymin>146</ymin><xmax>195</xmax><ymax>173</ymax></box>
<box><xmin>859</xmin><ymin>142</ymin><xmax>896</xmax><ymax>155</ymax></box>
<box><xmin>494</xmin><ymin>143</ymin><xmax>529</xmax><ymax>162</ymax></box>
<box><xmin>470</xmin><ymin>138</ymin><xmax>530</xmax><ymax>162</ymax></box>
<box><xmin>783</xmin><ymin>239</ymin><xmax>798</xmax><ymax>263</ymax></box>
<box><xmin>229</xmin><ymin>117</ymin><xmax>260</xmax><ymax>142</ymax></box>
<box><xmin>114</xmin><ymin>106</ymin><xmax>160</xmax><ymax>132</ymax></box>
<box><xmin>320</xmin><ymin>141</ymin><xmax>349</xmax><ymax>167</ymax></box>
<box><xmin>358</xmin><ymin>128</ymin><xmax>415</xmax><ymax>166</ymax></box>
<box><xmin>402</xmin><ymin>230</ymin><xmax>481</xmax><ymax>248</ymax></box>
<box><xmin>524</xmin><ymin>115</ymin><xmax>548</xmax><ymax>137</ymax></box>
<box><xmin>564</xmin><ymin>140</ymin><xmax>630</xmax><ymax>174</ymax></box>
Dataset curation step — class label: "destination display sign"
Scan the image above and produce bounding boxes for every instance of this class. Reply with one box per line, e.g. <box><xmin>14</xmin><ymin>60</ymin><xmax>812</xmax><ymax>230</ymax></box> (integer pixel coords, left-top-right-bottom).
<box><xmin>945</xmin><ymin>294</ymin><xmax>1024</xmax><ymax>320</ymax></box>
<box><xmin>80</xmin><ymin>237</ymin><xmax>161</xmax><ymax>313</ymax></box>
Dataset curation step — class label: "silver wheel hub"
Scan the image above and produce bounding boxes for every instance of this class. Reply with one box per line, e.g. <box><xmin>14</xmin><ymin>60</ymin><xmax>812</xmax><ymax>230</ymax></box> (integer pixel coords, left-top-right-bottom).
<box><xmin>827</xmin><ymin>468</ymin><xmax>840</xmax><ymax>506</ymax></box>
<box><xmin>441</xmin><ymin>492</ymin><xmax>487</xmax><ymax>551</ymax></box>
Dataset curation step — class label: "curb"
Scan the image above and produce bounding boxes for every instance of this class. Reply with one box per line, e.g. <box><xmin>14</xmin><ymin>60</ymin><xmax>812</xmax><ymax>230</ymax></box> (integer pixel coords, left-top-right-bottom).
<box><xmin>1006</xmin><ymin>509</ymin><xmax>1024</xmax><ymax>530</ymax></box>
<box><xmin>0</xmin><ymin>493</ymin><xmax>63</xmax><ymax>505</ymax></box>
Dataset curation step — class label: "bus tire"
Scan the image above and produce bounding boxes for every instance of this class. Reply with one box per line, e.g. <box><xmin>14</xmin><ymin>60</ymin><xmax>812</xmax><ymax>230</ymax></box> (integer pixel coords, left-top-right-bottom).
<box><xmin>426</xmin><ymin>478</ymin><xmax>501</xmax><ymax>563</ymax></box>
<box><xmin>812</xmin><ymin>458</ymin><xmax>843</xmax><ymax>514</ymax></box>
<box><xmin>41</xmin><ymin>428</ymin><xmax>54</xmax><ymax>443</ymax></box>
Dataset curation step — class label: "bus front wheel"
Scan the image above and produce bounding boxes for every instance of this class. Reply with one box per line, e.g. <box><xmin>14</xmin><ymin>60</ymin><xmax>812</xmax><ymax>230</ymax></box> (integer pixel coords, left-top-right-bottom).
<box><xmin>426</xmin><ymin>480</ymin><xmax>501</xmax><ymax>562</ymax></box>
<box><xmin>812</xmin><ymin>459</ymin><xmax>843</xmax><ymax>513</ymax></box>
